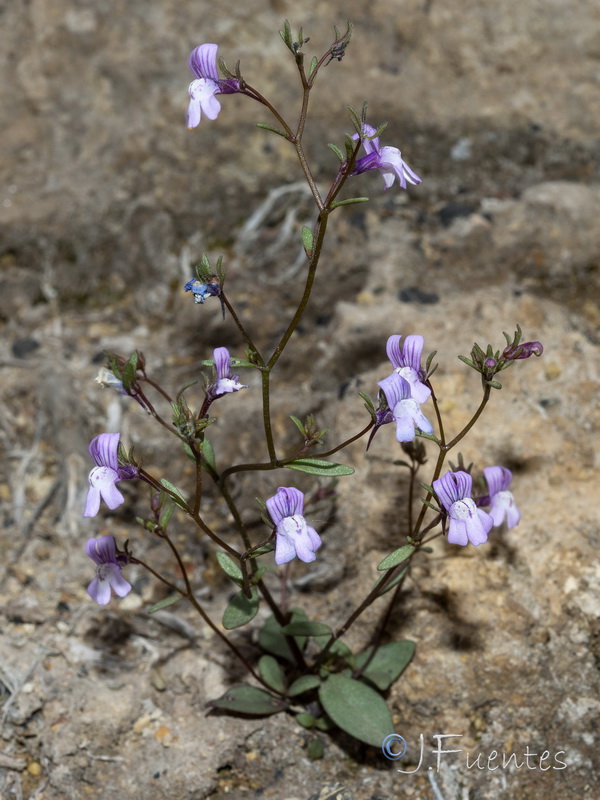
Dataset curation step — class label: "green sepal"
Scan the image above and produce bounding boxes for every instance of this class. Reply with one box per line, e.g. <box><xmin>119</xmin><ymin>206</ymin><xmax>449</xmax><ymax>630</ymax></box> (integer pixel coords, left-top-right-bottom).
<box><xmin>458</xmin><ymin>354</ymin><xmax>476</xmax><ymax>368</ymax></box>
<box><xmin>285</xmin><ymin>458</ymin><xmax>354</xmax><ymax>476</ymax></box>
<box><xmin>289</xmin><ymin>415</ymin><xmax>305</xmax><ymax>435</ymax></box>
<box><xmin>222</xmin><ymin>587</ymin><xmax>259</xmax><ymax>629</ymax></box>
<box><xmin>258</xmin><ymin>655</ymin><xmax>286</xmax><ymax>694</ymax></box>
<box><xmin>318</xmin><ymin>674</ymin><xmax>394</xmax><ymax>747</ymax></box>
<box><xmin>146</xmin><ymin>594</ymin><xmax>182</xmax><ymax>614</ymax></box>
<box><xmin>417</xmin><ymin>431</ymin><xmax>439</xmax><ymax>443</ymax></box>
<box><xmin>328</xmin><ymin>142</ymin><xmax>345</xmax><ymax>163</ymax></box>
<box><xmin>355</xmin><ymin>641</ymin><xmax>416</xmax><ymax>691</ymax></box>
<box><xmin>377</xmin><ymin>544</ymin><xmax>415</xmax><ymax>572</ymax></box>
<box><xmin>421</xmin><ymin>499</ymin><xmax>440</xmax><ymax>512</ymax></box>
<box><xmin>256</xmin><ymin>122</ymin><xmax>288</xmax><ymax>138</ymax></box>
<box><xmin>207</xmin><ymin>685</ymin><xmax>287</xmax><ymax>716</ymax></box>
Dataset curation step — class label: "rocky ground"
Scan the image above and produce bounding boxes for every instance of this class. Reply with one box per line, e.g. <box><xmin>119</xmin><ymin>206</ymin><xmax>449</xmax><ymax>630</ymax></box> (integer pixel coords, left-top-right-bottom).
<box><xmin>1</xmin><ymin>0</ymin><xmax>599</xmax><ymax>798</ymax></box>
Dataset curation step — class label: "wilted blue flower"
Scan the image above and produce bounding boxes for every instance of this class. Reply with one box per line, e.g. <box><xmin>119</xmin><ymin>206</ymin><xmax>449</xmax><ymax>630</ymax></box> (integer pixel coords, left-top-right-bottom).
<box><xmin>433</xmin><ymin>470</ymin><xmax>493</xmax><ymax>546</ymax></box>
<box><xmin>86</xmin><ymin>536</ymin><xmax>131</xmax><ymax>606</ymax></box>
<box><xmin>266</xmin><ymin>487</ymin><xmax>322</xmax><ymax>566</ymax></box>
<box><xmin>352</xmin><ymin>124</ymin><xmax>421</xmax><ymax>190</ymax></box>
<box><xmin>95</xmin><ymin>367</ymin><xmax>127</xmax><ymax>395</ymax></box>
<box><xmin>377</xmin><ymin>373</ymin><xmax>433</xmax><ymax>443</ymax></box>
<box><xmin>184</xmin><ymin>278</ymin><xmax>220</xmax><ymax>304</ymax></box>
<box><xmin>386</xmin><ymin>334</ymin><xmax>431</xmax><ymax>404</ymax></box>
<box><xmin>187</xmin><ymin>43</ymin><xmax>240</xmax><ymax>128</ymax></box>
<box><xmin>209</xmin><ymin>347</ymin><xmax>248</xmax><ymax>399</ymax></box>
<box><xmin>84</xmin><ymin>433</ymin><xmax>137</xmax><ymax>517</ymax></box>
<box><xmin>483</xmin><ymin>466</ymin><xmax>520</xmax><ymax>529</ymax></box>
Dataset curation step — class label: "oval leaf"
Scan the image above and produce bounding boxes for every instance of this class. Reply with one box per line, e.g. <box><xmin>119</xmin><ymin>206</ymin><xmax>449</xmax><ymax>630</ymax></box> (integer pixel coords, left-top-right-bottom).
<box><xmin>258</xmin><ymin>655</ymin><xmax>286</xmax><ymax>694</ymax></box>
<box><xmin>287</xmin><ymin>675</ymin><xmax>322</xmax><ymax>697</ymax></box>
<box><xmin>355</xmin><ymin>641</ymin><xmax>416</xmax><ymax>691</ymax></box>
<box><xmin>319</xmin><ymin>674</ymin><xmax>394</xmax><ymax>747</ymax></box>
<box><xmin>222</xmin><ymin>588</ymin><xmax>259</xmax><ymax>630</ymax></box>
<box><xmin>146</xmin><ymin>594</ymin><xmax>182</xmax><ymax>614</ymax></box>
<box><xmin>258</xmin><ymin>608</ymin><xmax>308</xmax><ymax>663</ymax></box>
<box><xmin>377</xmin><ymin>544</ymin><xmax>415</xmax><ymax>572</ymax></box>
<box><xmin>159</xmin><ymin>479</ymin><xmax>188</xmax><ymax>510</ymax></box>
<box><xmin>207</xmin><ymin>685</ymin><xmax>286</xmax><ymax>716</ymax></box>
<box><xmin>281</xmin><ymin>621</ymin><xmax>332</xmax><ymax>637</ymax></box>
<box><xmin>285</xmin><ymin>458</ymin><xmax>354</xmax><ymax>477</ymax></box>
<box><xmin>216</xmin><ymin>552</ymin><xmax>243</xmax><ymax>585</ymax></box>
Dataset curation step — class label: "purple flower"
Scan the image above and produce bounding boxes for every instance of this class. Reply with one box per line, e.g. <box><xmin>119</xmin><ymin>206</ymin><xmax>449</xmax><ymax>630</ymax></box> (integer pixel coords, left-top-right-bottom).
<box><xmin>385</xmin><ymin>334</ymin><xmax>431</xmax><ymax>404</ymax></box>
<box><xmin>266</xmin><ymin>487</ymin><xmax>322</xmax><ymax>566</ymax></box>
<box><xmin>377</xmin><ymin>373</ymin><xmax>433</xmax><ymax>443</ymax></box>
<box><xmin>502</xmin><ymin>340</ymin><xmax>544</xmax><ymax>360</ymax></box>
<box><xmin>208</xmin><ymin>347</ymin><xmax>248</xmax><ymax>399</ymax></box>
<box><xmin>86</xmin><ymin>536</ymin><xmax>132</xmax><ymax>606</ymax></box>
<box><xmin>352</xmin><ymin>124</ymin><xmax>422</xmax><ymax>190</ymax></box>
<box><xmin>84</xmin><ymin>433</ymin><xmax>137</xmax><ymax>518</ymax></box>
<box><xmin>187</xmin><ymin>44</ymin><xmax>240</xmax><ymax>128</ymax></box>
<box><xmin>483</xmin><ymin>466</ymin><xmax>520</xmax><ymax>529</ymax></box>
<box><xmin>433</xmin><ymin>471</ymin><xmax>493</xmax><ymax>547</ymax></box>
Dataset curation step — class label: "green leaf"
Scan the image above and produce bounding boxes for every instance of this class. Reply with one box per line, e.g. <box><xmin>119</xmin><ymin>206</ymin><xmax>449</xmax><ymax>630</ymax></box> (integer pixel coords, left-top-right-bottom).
<box><xmin>355</xmin><ymin>641</ymin><xmax>416</xmax><ymax>691</ymax></box>
<box><xmin>318</xmin><ymin>674</ymin><xmax>394</xmax><ymax>747</ymax></box>
<box><xmin>301</xmin><ymin>225</ymin><xmax>313</xmax><ymax>257</ymax></box>
<box><xmin>374</xmin><ymin>565</ymin><xmax>409</xmax><ymax>597</ymax></box>
<box><xmin>215</xmin><ymin>552</ymin><xmax>243</xmax><ymax>585</ymax></box>
<box><xmin>307</xmin><ymin>738</ymin><xmax>325</xmax><ymax>759</ymax></box>
<box><xmin>248</xmin><ymin>541</ymin><xmax>275</xmax><ymax>558</ymax></box>
<box><xmin>285</xmin><ymin>458</ymin><xmax>354</xmax><ymax>477</ymax></box>
<box><xmin>207</xmin><ymin>685</ymin><xmax>287</xmax><ymax>716</ymax></box>
<box><xmin>289</xmin><ymin>415</ymin><xmax>305</xmax><ymax>435</ymax></box>
<box><xmin>159</xmin><ymin>479</ymin><xmax>188</xmax><ymax>510</ymax></box>
<box><xmin>328</xmin><ymin>142</ymin><xmax>345</xmax><ymax>163</ymax></box>
<box><xmin>330</xmin><ymin>197</ymin><xmax>369</xmax><ymax>209</ymax></box>
<box><xmin>281</xmin><ymin>621</ymin><xmax>332</xmax><ymax>637</ymax></box>
<box><xmin>358</xmin><ymin>390</ymin><xmax>376</xmax><ymax>416</ymax></box>
<box><xmin>200</xmin><ymin>438</ymin><xmax>216</xmax><ymax>472</ymax></box>
<box><xmin>258</xmin><ymin>655</ymin><xmax>286</xmax><ymax>694</ymax></box>
<box><xmin>377</xmin><ymin>544</ymin><xmax>415</xmax><ymax>572</ymax></box>
<box><xmin>287</xmin><ymin>675</ymin><xmax>322</xmax><ymax>697</ymax></box>
<box><xmin>308</xmin><ymin>56</ymin><xmax>318</xmax><ymax>80</ymax></box>
<box><xmin>222</xmin><ymin>587</ymin><xmax>259</xmax><ymax>630</ymax></box>
<box><xmin>256</xmin><ymin>122</ymin><xmax>288</xmax><ymax>138</ymax></box>
<box><xmin>159</xmin><ymin>499</ymin><xmax>176</xmax><ymax>529</ymax></box>
<box><xmin>258</xmin><ymin>608</ymin><xmax>308</xmax><ymax>663</ymax></box>
<box><xmin>295</xmin><ymin>712</ymin><xmax>316</xmax><ymax>729</ymax></box>
<box><xmin>146</xmin><ymin>595</ymin><xmax>182</xmax><ymax>614</ymax></box>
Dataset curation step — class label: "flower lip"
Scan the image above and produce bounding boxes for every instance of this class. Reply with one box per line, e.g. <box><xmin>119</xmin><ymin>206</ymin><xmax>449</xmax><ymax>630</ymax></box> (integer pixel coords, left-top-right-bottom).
<box><xmin>433</xmin><ymin>470</ymin><xmax>494</xmax><ymax>547</ymax></box>
<box><xmin>85</xmin><ymin>536</ymin><xmax>131</xmax><ymax>605</ymax></box>
<box><xmin>266</xmin><ymin>487</ymin><xmax>322</xmax><ymax>566</ymax></box>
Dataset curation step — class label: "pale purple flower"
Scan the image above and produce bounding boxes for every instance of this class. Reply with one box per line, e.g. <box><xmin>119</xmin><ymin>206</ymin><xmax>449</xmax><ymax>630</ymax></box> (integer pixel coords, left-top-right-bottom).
<box><xmin>386</xmin><ymin>334</ymin><xmax>431</xmax><ymax>404</ymax></box>
<box><xmin>209</xmin><ymin>347</ymin><xmax>248</xmax><ymax>399</ymax></box>
<box><xmin>377</xmin><ymin>373</ymin><xmax>433</xmax><ymax>443</ymax></box>
<box><xmin>84</xmin><ymin>433</ymin><xmax>137</xmax><ymax>517</ymax></box>
<box><xmin>483</xmin><ymin>466</ymin><xmax>520</xmax><ymax>529</ymax></box>
<box><xmin>352</xmin><ymin>124</ymin><xmax>421</xmax><ymax>190</ymax></box>
<box><xmin>86</xmin><ymin>536</ymin><xmax>131</xmax><ymax>606</ymax></box>
<box><xmin>187</xmin><ymin>44</ymin><xmax>240</xmax><ymax>128</ymax></box>
<box><xmin>433</xmin><ymin>470</ymin><xmax>493</xmax><ymax>547</ymax></box>
<box><xmin>266</xmin><ymin>487</ymin><xmax>322</xmax><ymax>566</ymax></box>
